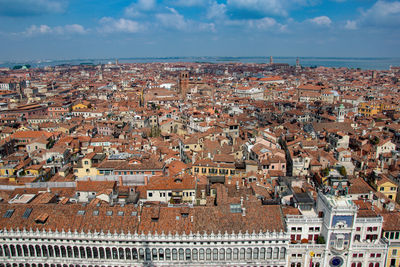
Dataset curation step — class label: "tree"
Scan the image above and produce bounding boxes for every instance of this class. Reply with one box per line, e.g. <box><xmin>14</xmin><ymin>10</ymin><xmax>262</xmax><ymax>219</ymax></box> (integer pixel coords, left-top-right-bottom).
<box><xmin>370</xmin><ymin>136</ymin><xmax>380</xmax><ymax>146</ymax></box>
<box><xmin>316</xmin><ymin>236</ymin><xmax>325</xmax><ymax>244</ymax></box>
<box><xmin>322</xmin><ymin>167</ymin><xmax>330</xmax><ymax>177</ymax></box>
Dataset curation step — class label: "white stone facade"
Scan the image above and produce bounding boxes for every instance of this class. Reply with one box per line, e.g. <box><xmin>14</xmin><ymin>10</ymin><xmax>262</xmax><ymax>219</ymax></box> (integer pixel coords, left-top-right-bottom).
<box><xmin>0</xmin><ymin>229</ymin><xmax>289</xmax><ymax>266</ymax></box>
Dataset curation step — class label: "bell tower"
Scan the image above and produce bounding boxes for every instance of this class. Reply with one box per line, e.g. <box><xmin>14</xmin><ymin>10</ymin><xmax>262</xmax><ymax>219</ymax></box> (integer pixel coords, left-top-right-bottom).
<box><xmin>337</xmin><ymin>104</ymin><xmax>345</xmax><ymax>123</ymax></box>
<box><xmin>178</xmin><ymin>71</ymin><xmax>189</xmax><ymax>99</ymax></box>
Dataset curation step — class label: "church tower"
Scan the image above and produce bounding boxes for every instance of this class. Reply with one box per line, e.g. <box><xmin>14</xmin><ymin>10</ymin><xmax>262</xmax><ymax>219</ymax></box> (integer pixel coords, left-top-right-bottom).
<box><xmin>178</xmin><ymin>71</ymin><xmax>189</xmax><ymax>100</ymax></box>
<box><xmin>337</xmin><ymin>104</ymin><xmax>345</xmax><ymax>122</ymax></box>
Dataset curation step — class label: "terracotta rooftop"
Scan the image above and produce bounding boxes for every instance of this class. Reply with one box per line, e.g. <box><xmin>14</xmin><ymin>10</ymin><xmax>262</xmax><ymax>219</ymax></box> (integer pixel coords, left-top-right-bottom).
<box><xmin>0</xmin><ymin>202</ymin><xmax>284</xmax><ymax>234</ymax></box>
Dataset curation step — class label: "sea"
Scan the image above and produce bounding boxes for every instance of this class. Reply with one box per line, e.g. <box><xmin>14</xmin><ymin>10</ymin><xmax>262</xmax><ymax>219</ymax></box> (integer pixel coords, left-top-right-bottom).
<box><xmin>1</xmin><ymin>56</ymin><xmax>400</xmax><ymax>71</ymax></box>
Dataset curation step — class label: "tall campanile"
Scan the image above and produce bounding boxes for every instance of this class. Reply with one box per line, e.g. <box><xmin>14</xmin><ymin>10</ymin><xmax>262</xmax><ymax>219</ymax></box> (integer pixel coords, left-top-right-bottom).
<box><xmin>178</xmin><ymin>71</ymin><xmax>189</xmax><ymax>99</ymax></box>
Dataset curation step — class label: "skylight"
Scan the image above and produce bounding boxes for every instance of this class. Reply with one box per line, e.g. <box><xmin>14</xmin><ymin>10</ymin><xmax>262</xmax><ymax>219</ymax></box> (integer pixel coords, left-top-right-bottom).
<box><xmin>22</xmin><ymin>208</ymin><xmax>32</xmax><ymax>219</ymax></box>
<box><xmin>3</xmin><ymin>209</ymin><xmax>14</xmax><ymax>218</ymax></box>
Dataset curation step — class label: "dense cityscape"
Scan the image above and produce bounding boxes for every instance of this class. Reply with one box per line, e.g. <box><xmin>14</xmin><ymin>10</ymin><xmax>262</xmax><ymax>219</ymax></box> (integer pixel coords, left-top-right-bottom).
<box><xmin>0</xmin><ymin>57</ymin><xmax>397</xmax><ymax>266</ymax></box>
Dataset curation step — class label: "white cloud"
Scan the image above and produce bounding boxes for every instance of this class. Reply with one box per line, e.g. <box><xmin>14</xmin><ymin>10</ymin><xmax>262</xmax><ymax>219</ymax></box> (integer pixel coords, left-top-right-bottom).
<box><xmin>223</xmin><ymin>16</ymin><xmax>286</xmax><ymax>32</ymax></box>
<box><xmin>199</xmin><ymin>23</ymin><xmax>216</xmax><ymax>32</ymax></box>
<box><xmin>156</xmin><ymin>7</ymin><xmax>188</xmax><ymax>30</ymax></box>
<box><xmin>25</xmin><ymin>25</ymin><xmax>52</xmax><ymax>35</ymax></box>
<box><xmin>345</xmin><ymin>20</ymin><xmax>357</xmax><ymax>30</ymax></box>
<box><xmin>225</xmin><ymin>0</ymin><xmax>317</xmax><ymax>18</ymax></box>
<box><xmin>23</xmin><ymin>24</ymin><xmax>87</xmax><ymax>36</ymax></box>
<box><xmin>64</xmin><ymin>24</ymin><xmax>87</xmax><ymax>34</ymax></box>
<box><xmin>308</xmin><ymin>16</ymin><xmax>332</xmax><ymax>26</ymax></box>
<box><xmin>227</xmin><ymin>0</ymin><xmax>287</xmax><ymax>16</ymax></box>
<box><xmin>249</xmin><ymin>17</ymin><xmax>277</xmax><ymax>29</ymax></box>
<box><xmin>124</xmin><ymin>0</ymin><xmax>156</xmax><ymax>17</ymax></box>
<box><xmin>156</xmin><ymin>7</ymin><xmax>216</xmax><ymax>32</ymax></box>
<box><xmin>99</xmin><ymin>17</ymin><xmax>143</xmax><ymax>33</ymax></box>
<box><xmin>342</xmin><ymin>1</ymin><xmax>400</xmax><ymax>30</ymax></box>
<box><xmin>207</xmin><ymin>1</ymin><xmax>227</xmax><ymax>20</ymax></box>
<box><xmin>361</xmin><ymin>0</ymin><xmax>400</xmax><ymax>27</ymax></box>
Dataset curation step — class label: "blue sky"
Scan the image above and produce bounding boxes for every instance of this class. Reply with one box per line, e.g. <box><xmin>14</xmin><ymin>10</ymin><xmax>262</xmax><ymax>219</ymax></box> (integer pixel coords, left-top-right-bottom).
<box><xmin>0</xmin><ymin>0</ymin><xmax>400</xmax><ymax>60</ymax></box>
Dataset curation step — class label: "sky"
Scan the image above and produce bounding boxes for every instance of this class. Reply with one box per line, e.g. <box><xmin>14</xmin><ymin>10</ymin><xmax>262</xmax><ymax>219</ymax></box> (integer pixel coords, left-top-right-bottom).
<box><xmin>0</xmin><ymin>0</ymin><xmax>400</xmax><ymax>61</ymax></box>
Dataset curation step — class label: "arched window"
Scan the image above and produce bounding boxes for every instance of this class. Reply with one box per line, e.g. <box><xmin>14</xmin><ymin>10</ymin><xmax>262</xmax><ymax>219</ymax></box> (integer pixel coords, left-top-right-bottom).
<box><xmin>138</xmin><ymin>248</ymin><xmax>144</xmax><ymax>260</ymax></box>
<box><xmin>10</xmin><ymin>245</ymin><xmax>16</xmax><ymax>257</ymax></box>
<box><xmin>266</xmin><ymin>247</ymin><xmax>272</xmax><ymax>259</ymax></box>
<box><xmin>145</xmin><ymin>248</ymin><xmax>151</xmax><ymax>261</ymax></box>
<box><xmin>239</xmin><ymin>248</ymin><xmax>245</xmax><ymax>260</ymax></box>
<box><xmin>369</xmin><ymin>263</ymin><xmax>374</xmax><ymax>267</ymax></box>
<box><xmin>219</xmin><ymin>248</ymin><xmax>225</xmax><ymax>261</ymax></box>
<box><xmin>66</xmin><ymin>247</ymin><xmax>72</xmax><ymax>258</ymax></box>
<box><xmin>226</xmin><ymin>248</ymin><xmax>232</xmax><ymax>261</ymax></box>
<box><xmin>16</xmin><ymin>245</ymin><xmax>22</xmax><ymax>257</ymax></box>
<box><xmin>105</xmin><ymin>248</ymin><xmax>111</xmax><ymax>259</ymax></box>
<box><xmin>125</xmin><ymin>248</ymin><xmax>130</xmax><ymax>260</ymax></box>
<box><xmin>159</xmin><ymin>248</ymin><xmax>164</xmax><ymax>260</ymax></box>
<box><xmin>280</xmin><ymin>247</ymin><xmax>286</xmax><ymax>259</ymax></box>
<box><xmin>351</xmin><ymin>264</ymin><xmax>356</xmax><ymax>267</ymax></box>
<box><xmin>23</xmin><ymin>245</ymin><xmax>28</xmax><ymax>257</ymax></box>
<box><xmin>118</xmin><ymin>248</ymin><xmax>124</xmax><ymax>260</ymax></box>
<box><xmin>246</xmin><ymin>248</ymin><xmax>252</xmax><ymax>260</ymax></box>
<box><xmin>185</xmin><ymin>248</ymin><xmax>191</xmax><ymax>261</ymax></box>
<box><xmin>132</xmin><ymin>248</ymin><xmax>138</xmax><ymax>260</ymax></box>
<box><xmin>233</xmin><ymin>248</ymin><xmax>239</xmax><ymax>260</ymax></box>
<box><xmin>199</xmin><ymin>248</ymin><xmax>205</xmax><ymax>261</ymax></box>
<box><xmin>315</xmin><ymin>263</ymin><xmax>320</xmax><ymax>267</ymax></box>
<box><xmin>42</xmin><ymin>245</ymin><xmax>48</xmax><ymax>257</ymax></box>
<box><xmin>79</xmin><ymin>247</ymin><xmax>85</xmax><ymax>259</ymax></box>
<box><xmin>165</xmin><ymin>249</ymin><xmax>170</xmax><ymax>261</ymax></box>
<box><xmin>152</xmin><ymin>248</ymin><xmax>157</xmax><ymax>261</ymax></box>
<box><xmin>179</xmin><ymin>248</ymin><xmax>184</xmax><ymax>261</ymax></box>
<box><xmin>48</xmin><ymin>246</ymin><xmax>54</xmax><ymax>258</ymax></box>
<box><xmin>206</xmin><ymin>249</ymin><xmax>211</xmax><ymax>261</ymax></box>
<box><xmin>273</xmin><ymin>247</ymin><xmax>279</xmax><ymax>259</ymax></box>
<box><xmin>61</xmin><ymin>246</ymin><xmax>66</xmax><ymax>258</ymax></box>
<box><xmin>172</xmin><ymin>249</ymin><xmax>178</xmax><ymax>261</ymax></box>
<box><xmin>260</xmin><ymin>247</ymin><xmax>266</xmax><ymax>259</ymax></box>
<box><xmin>213</xmin><ymin>248</ymin><xmax>218</xmax><ymax>261</ymax></box>
<box><xmin>357</xmin><ymin>263</ymin><xmax>362</xmax><ymax>267</ymax></box>
<box><xmin>112</xmin><ymin>248</ymin><xmax>118</xmax><ymax>260</ymax></box>
<box><xmin>291</xmin><ymin>263</ymin><xmax>296</xmax><ymax>267</ymax></box>
<box><xmin>73</xmin><ymin>247</ymin><xmax>79</xmax><ymax>258</ymax></box>
<box><xmin>192</xmin><ymin>248</ymin><xmax>198</xmax><ymax>261</ymax></box>
<box><xmin>54</xmin><ymin>246</ymin><xmax>60</xmax><ymax>257</ymax></box>
<box><xmin>253</xmin><ymin>248</ymin><xmax>259</xmax><ymax>260</ymax></box>
<box><xmin>86</xmin><ymin>247</ymin><xmax>92</xmax><ymax>259</ymax></box>
<box><xmin>374</xmin><ymin>264</ymin><xmax>379</xmax><ymax>267</ymax></box>
<box><xmin>28</xmin><ymin>245</ymin><xmax>35</xmax><ymax>257</ymax></box>
<box><xmin>297</xmin><ymin>263</ymin><xmax>301</xmax><ymax>267</ymax></box>
<box><xmin>35</xmin><ymin>245</ymin><xmax>41</xmax><ymax>257</ymax></box>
